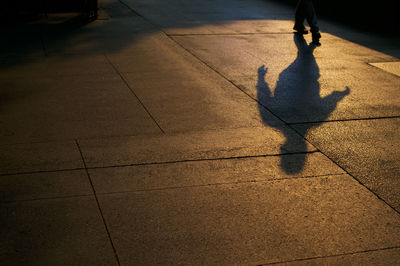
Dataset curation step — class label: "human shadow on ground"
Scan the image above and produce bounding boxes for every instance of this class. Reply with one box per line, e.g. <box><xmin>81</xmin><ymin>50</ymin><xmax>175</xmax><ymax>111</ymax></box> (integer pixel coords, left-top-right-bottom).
<box><xmin>257</xmin><ymin>34</ymin><xmax>350</xmax><ymax>174</ymax></box>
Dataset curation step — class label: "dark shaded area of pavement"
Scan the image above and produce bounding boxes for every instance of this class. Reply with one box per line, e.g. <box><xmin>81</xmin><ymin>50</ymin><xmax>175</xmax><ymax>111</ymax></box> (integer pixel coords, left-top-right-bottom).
<box><xmin>3</xmin><ymin>0</ymin><xmax>398</xmax><ymax>33</ymax></box>
<box><xmin>1</xmin><ymin>0</ymin><xmax>98</xmax><ymax>23</ymax></box>
<box><xmin>276</xmin><ymin>0</ymin><xmax>399</xmax><ymax>33</ymax></box>
<box><xmin>2</xmin><ymin>0</ymin><xmax>399</xmax><ymax>61</ymax></box>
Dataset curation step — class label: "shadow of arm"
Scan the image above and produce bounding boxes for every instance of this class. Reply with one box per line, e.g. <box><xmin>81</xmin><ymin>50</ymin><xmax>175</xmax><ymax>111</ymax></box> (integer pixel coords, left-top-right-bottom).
<box><xmin>321</xmin><ymin>86</ymin><xmax>351</xmax><ymax>108</ymax></box>
<box><xmin>256</xmin><ymin>65</ymin><xmax>272</xmax><ymax>99</ymax></box>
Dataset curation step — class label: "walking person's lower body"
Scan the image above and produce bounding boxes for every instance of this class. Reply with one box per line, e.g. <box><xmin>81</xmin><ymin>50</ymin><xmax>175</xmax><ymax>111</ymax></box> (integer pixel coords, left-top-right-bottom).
<box><xmin>293</xmin><ymin>0</ymin><xmax>321</xmax><ymax>45</ymax></box>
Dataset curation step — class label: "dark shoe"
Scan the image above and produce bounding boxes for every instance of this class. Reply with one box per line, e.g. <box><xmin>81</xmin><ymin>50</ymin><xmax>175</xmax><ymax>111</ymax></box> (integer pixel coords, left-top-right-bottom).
<box><xmin>293</xmin><ymin>24</ymin><xmax>308</xmax><ymax>35</ymax></box>
<box><xmin>311</xmin><ymin>31</ymin><xmax>321</xmax><ymax>46</ymax></box>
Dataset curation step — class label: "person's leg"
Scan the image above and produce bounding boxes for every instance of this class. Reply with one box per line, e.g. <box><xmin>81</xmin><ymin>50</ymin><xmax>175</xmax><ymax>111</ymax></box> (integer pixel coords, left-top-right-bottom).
<box><xmin>294</xmin><ymin>0</ymin><xmax>308</xmax><ymax>34</ymax></box>
<box><xmin>304</xmin><ymin>0</ymin><xmax>319</xmax><ymax>32</ymax></box>
<box><xmin>304</xmin><ymin>0</ymin><xmax>321</xmax><ymax>45</ymax></box>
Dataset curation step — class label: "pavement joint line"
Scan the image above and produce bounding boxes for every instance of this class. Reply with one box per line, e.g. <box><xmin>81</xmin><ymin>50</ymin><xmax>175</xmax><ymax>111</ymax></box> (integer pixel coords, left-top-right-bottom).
<box><xmin>0</xmin><ymin>138</ymin><xmax>83</xmax><ymax>146</ymax></box>
<box><xmin>287</xmin><ymin>115</ymin><xmax>400</xmax><ymax>125</ymax></box>
<box><xmin>168</xmin><ymin>32</ymin><xmax>296</xmax><ymax>36</ymax></box>
<box><xmin>0</xmin><ymin>167</ymin><xmax>86</xmax><ymax>177</ymax></box>
<box><xmin>0</xmin><ymin>130</ymin><xmax>167</xmax><ymax>146</ymax></box>
<box><xmin>0</xmin><ymin>151</ymin><xmax>320</xmax><ymax>177</ymax></box>
<box><xmin>0</xmin><ymin>124</ymin><xmax>297</xmax><ymax>144</ymax></box>
<box><xmin>0</xmin><ymin>194</ymin><xmax>95</xmax><ymax>204</ymax></box>
<box><xmin>104</xmin><ymin>54</ymin><xmax>165</xmax><ymax>134</ymax></box>
<box><xmin>118</xmin><ymin>0</ymin><xmax>150</xmax><ymax>18</ymax></box>
<box><xmin>0</xmin><ymin>72</ymin><xmax>122</xmax><ymax>80</ymax></box>
<box><xmin>368</xmin><ymin>60</ymin><xmax>400</xmax><ymax>63</ymax></box>
<box><xmin>95</xmin><ymin>173</ymin><xmax>348</xmax><ymax>196</ymax></box>
<box><xmin>84</xmin><ymin>151</ymin><xmax>321</xmax><ymax>171</ymax></box>
<box><xmin>367</xmin><ymin>62</ymin><xmax>400</xmax><ymax>78</ymax></box>
<box><xmin>258</xmin><ymin>245</ymin><xmax>400</xmax><ymax>265</ymax></box>
<box><xmin>75</xmin><ymin>140</ymin><xmax>121</xmax><ymax>266</ymax></box>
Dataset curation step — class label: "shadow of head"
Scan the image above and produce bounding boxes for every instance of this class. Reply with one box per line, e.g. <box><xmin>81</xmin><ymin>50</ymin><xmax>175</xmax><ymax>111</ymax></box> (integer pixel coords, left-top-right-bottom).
<box><xmin>294</xmin><ymin>33</ymin><xmax>317</xmax><ymax>54</ymax></box>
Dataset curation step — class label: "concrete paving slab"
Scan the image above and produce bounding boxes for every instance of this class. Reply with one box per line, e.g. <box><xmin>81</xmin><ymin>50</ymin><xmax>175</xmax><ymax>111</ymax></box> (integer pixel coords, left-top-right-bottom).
<box><xmin>274</xmin><ymin>247</ymin><xmax>400</xmax><ymax>265</ymax></box>
<box><xmin>98</xmin><ymin>175</ymin><xmax>400</xmax><ymax>265</ymax></box>
<box><xmin>369</xmin><ymin>62</ymin><xmax>400</xmax><ymax>77</ymax></box>
<box><xmin>0</xmin><ymin>74</ymin><xmax>161</xmax><ymax>143</ymax></box>
<box><xmin>105</xmin><ymin>29</ymin><xmax>284</xmax><ymax>133</ymax></box>
<box><xmin>89</xmin><ymin>152</ymin><xmax>344</xmax><ymax>194</ymax></box>
<box><xmin>0</xmin><ymin>141</ymin><xmax>83</xmax><ymax>175</ymax></box>
<box><xmin>0</xmin><ymin>196</ymin><xmax>118</xmax><ymax>265</ymax></box>
<box><xmin>293</xmin><ymin>118</ymin><xmax>400</xmax><ymax>212</ymax></box>
<box><xmin>122</xmin><ymin>73</ymin><xmax>272</xmax><ymax>133</ymax></box>
<box><xmin>0</xmin><ymin>54</ymin><xmax>115</xmax><ymax>79</ymax></box>
<box><xmin>106</xmin><ymin>37</ymin><xmax>199</xmax><ymax>74</ymax></box>
<box><xmin>0</xmin><ymin>170</ymin><xmax>92</xmax><ymax>202</ymax></box>
<box><xmin>78</xmin><ymin>126</ymin><xmax>317</xmax><ymax>168</ymax></box>
<box><xmin>173</xmin><ymin>33</ymin><xmax>400</xmax><ymax>123</ymax></box>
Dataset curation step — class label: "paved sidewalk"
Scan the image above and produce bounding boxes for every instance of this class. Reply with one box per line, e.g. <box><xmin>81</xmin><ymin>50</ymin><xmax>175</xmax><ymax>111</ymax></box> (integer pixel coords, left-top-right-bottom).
<box><xmin>1</xmin><ymin>0</ymin><xmax>400</xmax><ymax>265</ymax></box>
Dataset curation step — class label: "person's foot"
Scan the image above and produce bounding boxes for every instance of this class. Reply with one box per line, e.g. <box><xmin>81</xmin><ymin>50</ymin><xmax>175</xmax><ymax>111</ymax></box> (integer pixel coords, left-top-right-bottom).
<box><xmin>311</xmin><ymin>31</ymin><xmax>321</xmax><ymax>46</ymax></box>
<box><xmin>293</xmin><ymin>24</ymin><xmax>308</xmax><ymax>35</ymax></box>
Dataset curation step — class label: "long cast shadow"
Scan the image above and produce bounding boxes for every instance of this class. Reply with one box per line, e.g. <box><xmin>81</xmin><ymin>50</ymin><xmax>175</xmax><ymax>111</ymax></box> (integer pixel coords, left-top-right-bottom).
<box><xmin>257</xmin><ymin>34</ymin><xmax>350</xmax><ymax>174</ymax></box>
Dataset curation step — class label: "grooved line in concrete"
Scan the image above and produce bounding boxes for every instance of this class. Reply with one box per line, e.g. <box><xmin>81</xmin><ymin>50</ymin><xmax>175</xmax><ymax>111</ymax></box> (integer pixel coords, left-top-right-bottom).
<box><xmin>368</xmin><ymin>61</ymin><xmax>400</xmax><ymax>78</ymax></box>
<box><xmin>0</xmin><ymin>194</ymin><xmax>94</xmax><ymax>204</ymax></box>
<box><xmin>118</xmin><ymin>0</ymin><xmax>148</xmax><ymax>17</ymax></box>
<box><xmin>0</xmin><ymin>151</ymin><xmax>319</xmax><ymax>177</ymax></box>
<box><xmin>0</xmin><ymin>172</ymin><xmax>347</xmax><ymax>203</ymax></box>
<box><xmin>168</xmin><ymin>32</ymin><xmax>295</xmax><ymax>36</ymax></box>
<box><xmin>85</xmin><ymin>150</ymin><xmax>320</xmax><ymax>170</ymax></box>
<box><xmin>259</xmin><ymin>246</ymin><xmax>400</xmax><ymax>265</ymax></box>
<box><xmin>104</xmin><ymin>54</ymin><xmax>165</xmax><ymax>134</ymax></box>
<box><xmin>94</xmin><ymin>173</ymin><xmax>348</xmax><ymax>195</ymax></box>
<box><xmin>75</xmin><ymin>140</ymin><xmax>121</xmax><ymax>266</ymax></box>
<box><xmin>0</xmin><ymin>167</ymin><xmax>85</xmax><ymax>177</ymax></box>
<box><xmin>288</xmin><ymin>115</ymin><xmax>400</xmax><ymax>125</ymax></box>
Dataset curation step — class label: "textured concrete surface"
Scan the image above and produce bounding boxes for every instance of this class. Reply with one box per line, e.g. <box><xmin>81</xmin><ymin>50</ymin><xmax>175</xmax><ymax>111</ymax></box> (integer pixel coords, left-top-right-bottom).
<box><xmin>0</xmin><ymin>141</ymin><xmax>83</xmax><ymax>174</ymax></box>
<box><xmin>0</xmin><ymin>170</ymin><xmax>92</xmax><ymax>202</ymax></box>
<box><xmin>1</xmin><ymin>0</ymin><xmax>400</xmax><ymax>264</ymax></box>
<box><xmin>0</xmin><ymin>197</ymin><xmax>118</xmax><ymax>266</ymax></box>
<box><xmin>293</xmin><ymin>118</ymin><xmax>400</xmax><ymax>212</ymax></box>
<box><xmin>98</xmin><ymin>175</ymin><xmax>400</xmax><ymax>265</ymax></box>
<box><xmin>274</xmin><ymin>247</ymin><xmax>400</xmax><ymax>265</ymax></box>
<box><xmin>369</xmin><ymin>62</ymin><xmax>400</xmax><ymax>77</ymax></box>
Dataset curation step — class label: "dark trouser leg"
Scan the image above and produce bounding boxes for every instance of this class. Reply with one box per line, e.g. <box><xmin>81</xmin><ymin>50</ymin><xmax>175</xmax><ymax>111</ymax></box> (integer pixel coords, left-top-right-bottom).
<box><xmin>304</xmin><ymin>0</ymin><xmax>319</xmax><ymax>32</ymax></box>
<box><xmin>295</xmin><ymin>0</ymin><xmax>306</xmax><ymax>27</ymax></box>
